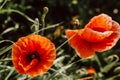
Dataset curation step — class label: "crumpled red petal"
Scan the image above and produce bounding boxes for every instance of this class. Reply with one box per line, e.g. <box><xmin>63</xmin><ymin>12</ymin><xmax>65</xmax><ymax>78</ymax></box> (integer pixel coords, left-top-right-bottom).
<box><xmin>12</xmin><ymin>34</ymin><xmax>56</xmax><ymax>77</ymax></box>
<box><xmin>92</xmin><ymin>21</ymin><xmax>120</xmax><ymax>52</ymax></box>
<box><xmin>81</xmin><ymin>28</ymin><xmax>113</xmax><ymax>42</ymax></box>
<box><xmin>86</xmin><ymin>14</ymin><xmax>112</xmax><ymax>32</ymax></box>
<box><xmin>12</xmin><ymin>44</ymin><xmax>25</xmax><ymax>73</ymax></box>
<box><xmin>65</xmin><ymin>30</ymin><xmax>95</xmax><ymax>58</ymax></box>
<box><xmin>65</xmin><ymin>13</ymin><xmax>120</xmax><ymax>58</ymax></box>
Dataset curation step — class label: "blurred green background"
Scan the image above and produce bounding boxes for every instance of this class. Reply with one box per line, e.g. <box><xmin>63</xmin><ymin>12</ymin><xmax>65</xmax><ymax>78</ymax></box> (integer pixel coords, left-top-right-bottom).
<box><xmin>1</xmin><ymin>0</ymin><xmax>120</xmax><ymax>39</ymax></box>
<box><xmin>0</xmin><ymin>0</ymin><xmax>120</xmax><ymax>80</ymax></box>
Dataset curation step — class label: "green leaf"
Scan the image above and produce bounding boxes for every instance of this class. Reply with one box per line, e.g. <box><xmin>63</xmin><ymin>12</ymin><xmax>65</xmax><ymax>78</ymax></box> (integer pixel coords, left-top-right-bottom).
<box><xmin>106</xmin><ymin>74</ymin><xmax>120</xmax><ymax>80</ymax></box>
<box><xmin>0</xmin><ymin>45</ymin><xmax>12</xmax><ymax>56</ymax></box>
<box><xmin>101</xmin><ymin>62</ymin><xmax>117</xmax><ymax>73</ymax></box>
<box><xmin>113</xmin><ymin>66</ymin><xmax>120</xmax><ymax>74</ymax></box>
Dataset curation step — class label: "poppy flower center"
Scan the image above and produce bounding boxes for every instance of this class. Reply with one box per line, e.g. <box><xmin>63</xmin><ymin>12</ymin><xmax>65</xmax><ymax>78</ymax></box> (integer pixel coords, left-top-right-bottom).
<box><xmin>31</xmin><ymin>54</ymin><xmax>36</xmax><ymax>59</ymax></box>
<box><xmin>26</xmin><ymin>51</ymin><xmax>40</xmax><ymax>64</ymax></box>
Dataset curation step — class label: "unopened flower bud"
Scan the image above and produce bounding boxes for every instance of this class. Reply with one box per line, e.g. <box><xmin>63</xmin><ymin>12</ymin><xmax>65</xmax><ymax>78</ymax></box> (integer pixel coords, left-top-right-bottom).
<box><xmin>43</xmin><ymin>7</ymin><xmax>49</xmax><ymax>14</ymax></box>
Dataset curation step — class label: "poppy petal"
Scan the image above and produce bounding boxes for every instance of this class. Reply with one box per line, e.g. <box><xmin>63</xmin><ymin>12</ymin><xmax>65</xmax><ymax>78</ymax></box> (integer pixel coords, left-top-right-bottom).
<box><xmin>65</xmin><ymin>13</ymin><xmax>120</xmax><ymax>59</ymax></box>
<box><xmin>92</xmin><ymin>21</ymin><xmax>120</xmax><ymax>52</ymax></box>
<box><xmin>12</xmin><ymin>44</ymin><xmax>25</xmax><ymax>73</ymax></box>
<box><xmin>92</xmin><ymin>33</ymin><xmax>119</xmax><ymax>52</ymax></box>
<box><xmin>81</xmin><ymin>28</ymin><xmax>113</xmax><ymax>42</ymax></box>
<box><xmin>66</xmin><ymin>30</ymin><xmax>95</xmax><ymax>58</ymax></box>
<box><xmin>19</xmin><ymin>59</ymin><xmax>38</xmax><ymax>71</ymax></box>
<box><xmin>87</xmin><ymin>66</ymin><xmax>96</xmax><ymax>75</ymax></box>
<box><xmin>12</xmin><ymin>34</ymin><xmax>56</xmax><ymax>77</ymax></box>
<box><xmin>111</xmin><ymin>21</ymin><xmax>120</xmax><ymax>34</ymax></box>
<box><xmin>86</xmin><ymin>14</ymin><xmax>112</xmax><ymax>32</ymax></box>
<box><xmin>27</xmin><ymin>47</ymin><xmax>56</xmax><ymax>77</ymax></box>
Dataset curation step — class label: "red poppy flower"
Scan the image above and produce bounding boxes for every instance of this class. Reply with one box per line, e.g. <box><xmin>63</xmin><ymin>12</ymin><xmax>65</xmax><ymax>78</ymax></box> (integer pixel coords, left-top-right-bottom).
<box><xmin>12</xmin><ymin>34</ymin><xmax>56</xmax><ymax>77</ymax></box>
<box><xmin>66</xmin><ymin>14</ymin><xmax>120</xmax><ymax>58</ymax></box>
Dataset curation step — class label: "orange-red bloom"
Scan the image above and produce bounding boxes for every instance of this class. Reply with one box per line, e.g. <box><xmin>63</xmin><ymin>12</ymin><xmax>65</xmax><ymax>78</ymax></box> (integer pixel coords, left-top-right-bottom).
<box><xmin>12</xmin><ymin>34</ymin><xmax>56</xmax><ymax>77</ymax></box>
<box><xmin>66</xmin><ymin>14</ymin><xmax>120</xmax><ymax>58</ymax></box>
<box><xmin>87</xmin><ymin>66</ymin><xmax>96</xmax><ymax>75</ymax></box>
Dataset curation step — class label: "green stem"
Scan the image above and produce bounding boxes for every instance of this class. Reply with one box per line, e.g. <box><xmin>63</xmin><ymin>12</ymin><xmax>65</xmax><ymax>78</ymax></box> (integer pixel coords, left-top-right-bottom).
<box><xmin>50</xmin><ymin>58</ymin><xmax>84</xmax><ymax>79</ymax></box>
<box><xmin>68</xmin><ymin>54</ymin><xmax>77</xmax><ymax>64</ymax></box>
<box><xmin>0</xmin><ymin>0</ymin><xmax>8</xmax><ymax>9</ymax></box>
<box><xmin>32</xmin><ymin>18</ymin><xmax>40</xmax><ymax>34</ymax></box>
<box><xmin>94</xmin><ymin>54</ymin><xmax>102</xmax><ymax>71</ymax></box>
<box><xmin>33</xmin><ymin>22</ymin><xmax>63</xmax><ymax>34</ymax></box>
<box><xmin>0</xmin><ymin>40</ymin><xmax>14</xmax><ymax>44</ymax></box>
<box><xmin>41</xmin><ymin>7</ymin><xmax>49</xmax><ymax>35</ymax></box>
<box><xmin>0</xmin><ymin>9</ymin><xmax>35</xmax><ymax>23</ymax></box>
<box><xmin>5</xmin><ymin>68</ymin><xmax>14</xmax><ymax>80</ymax></box>
<box><xmin>56</xmin><ymin>32</ymin><xmax>77</xmax><ymax>51</ymax></box>
<box><xmin>41</xmin><ymin>14</ymin><xmax>46</xmax><ymax>35</ymax></box>
<box><xmin>0</xmin><ymin>58</ymin><xmax>12</xmax><ymax>62</ymax></box>
<box><xmin>50</xmin><ymin>68</ymin><xmax>69</xmax><ymax>78</ymax></box>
